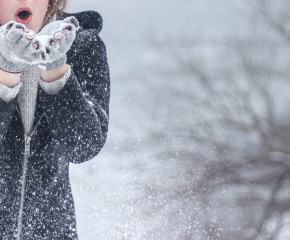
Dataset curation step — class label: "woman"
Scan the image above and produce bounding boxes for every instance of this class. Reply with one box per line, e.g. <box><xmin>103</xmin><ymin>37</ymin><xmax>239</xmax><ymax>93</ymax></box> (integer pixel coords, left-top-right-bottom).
<box><xmin>0</xmin><ymin>0</ymin><xmax>110</xmax><ymax>238</ymax></box>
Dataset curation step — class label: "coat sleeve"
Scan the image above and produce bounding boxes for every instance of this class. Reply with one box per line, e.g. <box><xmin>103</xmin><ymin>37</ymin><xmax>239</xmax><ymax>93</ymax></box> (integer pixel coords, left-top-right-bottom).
<box><xmin>0</xmin><ymin>97</ymin><xmax>18</xmax><ymax>141</ymax></box>
<box><xmin>0</xmin><ymin>81</ymin><xmax>22</xmax><ymax>140</ymax></box>
<box><xmin>37</xmin><ymin>29</ymin><xmax>110</xmax><ymax>164</ymax></box>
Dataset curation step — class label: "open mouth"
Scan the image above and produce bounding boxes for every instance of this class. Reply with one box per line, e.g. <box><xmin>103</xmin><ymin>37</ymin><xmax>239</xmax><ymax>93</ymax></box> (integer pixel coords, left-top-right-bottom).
<box><xmin>18</xmin><ymin>10</ymin><xmax>30</xmax><ymax>20</ymax></box>
<box><xmin>16</xmin><ymin>8</ymin><xmax>32</xmax><ymax>24</ymax></box>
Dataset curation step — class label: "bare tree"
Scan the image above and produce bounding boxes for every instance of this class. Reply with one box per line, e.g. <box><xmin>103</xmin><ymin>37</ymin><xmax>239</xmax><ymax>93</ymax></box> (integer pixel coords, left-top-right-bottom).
<box><xmin>148</xmin><ymin>0</ymin><xmax>290</xmax><ymax>239</ymax></box>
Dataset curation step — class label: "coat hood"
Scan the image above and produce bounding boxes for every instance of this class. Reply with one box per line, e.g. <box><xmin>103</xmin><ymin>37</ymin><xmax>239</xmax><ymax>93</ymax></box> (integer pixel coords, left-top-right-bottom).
<box><xmin>57</xmin><ymin>11</ymin><xmax>103</xmax><ymax>34</ymax></box>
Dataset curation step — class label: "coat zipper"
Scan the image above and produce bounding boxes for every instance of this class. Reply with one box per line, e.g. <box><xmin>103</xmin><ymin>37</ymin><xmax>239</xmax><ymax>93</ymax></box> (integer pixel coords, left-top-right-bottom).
<box><xmin>24</xmin><ymin>135</ymin><xmax>32</xmax><ymax>156</ymax></box>
<box><xmin>16</xmin><ymin>106</ymin><xmax>45</xmax><ymax>240</ymax></box>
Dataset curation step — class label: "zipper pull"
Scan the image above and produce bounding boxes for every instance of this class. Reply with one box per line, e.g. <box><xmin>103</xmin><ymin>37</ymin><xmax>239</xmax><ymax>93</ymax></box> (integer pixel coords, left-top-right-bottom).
<box><xmin>25</xmin><ymin>135</ymin><xmax>31</xmax><ymax>156</ymax></box>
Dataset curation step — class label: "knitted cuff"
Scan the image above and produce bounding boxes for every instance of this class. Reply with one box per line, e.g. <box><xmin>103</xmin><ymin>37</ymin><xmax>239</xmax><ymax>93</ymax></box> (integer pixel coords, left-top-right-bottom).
<box><xmin>0</xmin><ymin>81</ymin><xmax>22</xmax><ymax>102</ymax></box>
<box><xmin>0</xmin><ymin>53</ymin><xmax>26</xmax><ymax>73</ymax></box>
<box><xmin>37</xmin><ymin>56</ymin><xmax>67</xmax><ymax>72</ymax></box>
<box><xmin>38</xmin><ymin>64</ymin><xmax>71</xmax><ymax>94</ymax></box>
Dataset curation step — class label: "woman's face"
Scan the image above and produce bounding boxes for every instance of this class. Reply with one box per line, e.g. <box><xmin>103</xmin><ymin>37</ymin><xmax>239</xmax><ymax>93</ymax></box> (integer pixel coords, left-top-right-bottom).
<box><xmin>0</xmin><ymin>0</ymin><xmax>49</xmax><ymax>33</ymax></box>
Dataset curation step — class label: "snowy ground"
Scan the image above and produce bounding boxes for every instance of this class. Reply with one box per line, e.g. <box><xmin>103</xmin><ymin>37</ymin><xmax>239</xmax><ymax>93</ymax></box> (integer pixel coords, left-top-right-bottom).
<box><xmin>67</xmin><ymin>0</ymin><xmax>249</xmax><ymax>239</ymax></box>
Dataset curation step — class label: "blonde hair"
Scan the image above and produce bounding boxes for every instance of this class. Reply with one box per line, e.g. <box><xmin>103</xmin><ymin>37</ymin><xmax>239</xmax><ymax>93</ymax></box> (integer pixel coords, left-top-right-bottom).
<box><xmin>43</xmin><ymin>0</ymin><xmax>68</xmax><ymax>25</ymax></box>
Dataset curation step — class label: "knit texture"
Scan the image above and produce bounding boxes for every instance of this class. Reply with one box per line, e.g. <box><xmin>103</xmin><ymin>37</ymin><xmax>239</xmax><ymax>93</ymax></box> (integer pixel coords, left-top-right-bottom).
<box><xmin>18</xmin><ymin>65</ymin><xmax>39</xmax><ymax>135</ymax></box>
<box><xmin>0</xmin><ymin>56</ymin><xmax>27</xmax><ymax>73</ymax></box>
<box><xmin>35</xmin><ymin>17</ymin><xmax>79</xmax><ymax>71</ymax></box>
<box><xmin>38</xmin><ymin>65</ymin><xmax>71</xmax><ymax>94</ymax></box>
<box><xmin>0</xmin><ymin>81</ymin><xmax>22</xmax><ymax>102</ymax></box>
<box><xmin>0</xmin><ymin>65</ymin><xmax>71</xmax><ymax>135</ymax></box>
<box><xmin>0</xmin><ymin>15</ymin><xmax>57</xmax><ymax>73</ymax></box>
<box><xmin>0</xmin><ymin>22</ymin><xmax>34</xmax><ymax>73</ymax></box>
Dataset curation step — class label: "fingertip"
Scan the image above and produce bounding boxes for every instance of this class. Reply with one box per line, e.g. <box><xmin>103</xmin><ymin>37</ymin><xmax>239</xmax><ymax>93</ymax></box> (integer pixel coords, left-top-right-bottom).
<box><xmin>6</xmin><ymin>23</ymin><xmax>14</xmax><ymax>32</ymax></box>
<box><xmin>63</xmin><ymin>16</ymin><xmax>79</xmax><ymax>30</ymax></box>
<box><xmin>33</xmin><ymin>42</ymin><xmax>39</xmax><ymax>49</ymax></box>
<box><xmin>55</xmin><ymin>32</ymin><xmax>63</xmax><ymax>39</ymax></box>
<box><xmin>16</xmin><ymin>23</ymin><xmax>25</xmax><ymax>31</ymax></box>
<box><xmin>26</xmin><ymin>35</ymin><xmax>33</xmax><ymax>40</ymax></box>
<box><xmin>62</xmin><ymin>25</ymin><xmax>73</xmax><ymax>35</ymax></box>
<box><xmin>50</xmin><ymin>39</ymin><xmax>56</xmax><ymax>46</ymax></box>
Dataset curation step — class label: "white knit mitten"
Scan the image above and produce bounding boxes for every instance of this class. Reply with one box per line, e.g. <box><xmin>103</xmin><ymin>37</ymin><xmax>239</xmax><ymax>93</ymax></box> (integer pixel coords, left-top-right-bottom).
<box><xmin>34</xmin><ymin>17</ymin><xmax>80</xmax><ymax>71</ymax></box>
<box><xmin>0</xmin><ymin>22</ymin><xmax>38</xmax><ymax>72</ymax></box>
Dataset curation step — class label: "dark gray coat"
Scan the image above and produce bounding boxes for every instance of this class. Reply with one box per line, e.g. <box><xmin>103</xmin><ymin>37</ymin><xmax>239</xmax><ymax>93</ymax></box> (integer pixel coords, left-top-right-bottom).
<box><xmin>0</xmin><ymin>11</ymin><xmax>110</xmax><ymax>239</ymax></box>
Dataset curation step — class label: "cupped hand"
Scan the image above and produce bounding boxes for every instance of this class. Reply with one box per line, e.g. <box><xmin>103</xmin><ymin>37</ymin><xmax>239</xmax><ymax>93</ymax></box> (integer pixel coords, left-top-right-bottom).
<box><xmin>0</xmin><ymin>21</ymin><xmax>39</xmax><ymax>72</ymax></box>
<box><xmin>33</xmin><ymin>17</ymin><xmax>80</xmax><ymax>70</ymax></box>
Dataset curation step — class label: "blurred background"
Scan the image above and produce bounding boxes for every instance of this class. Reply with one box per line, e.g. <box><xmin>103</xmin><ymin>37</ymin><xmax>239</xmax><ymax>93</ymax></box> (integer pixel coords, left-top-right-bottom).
<box><xmin>67</xmin><ymin>0</ymin><xmax>290</xmax><ymax>239</ymax></box>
